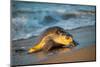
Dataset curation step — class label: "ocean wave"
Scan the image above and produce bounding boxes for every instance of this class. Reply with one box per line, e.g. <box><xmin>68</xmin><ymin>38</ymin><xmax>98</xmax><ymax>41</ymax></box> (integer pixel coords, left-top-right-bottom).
<box><xmin>11</xmin><ymin>1</ymin><xmax>96</xmax><ymax>40</ymax></box>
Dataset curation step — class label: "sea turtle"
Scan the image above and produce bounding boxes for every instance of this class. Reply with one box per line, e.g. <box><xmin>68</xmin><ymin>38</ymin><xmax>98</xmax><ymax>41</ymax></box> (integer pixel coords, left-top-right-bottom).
<box><xmin>28</xmin><ymin>26</ymin><xmax>78</xmax><ymax>53</ymax></box>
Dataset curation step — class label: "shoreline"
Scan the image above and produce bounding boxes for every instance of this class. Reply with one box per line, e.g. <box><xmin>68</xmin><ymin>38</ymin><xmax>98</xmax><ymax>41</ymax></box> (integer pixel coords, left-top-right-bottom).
<box><xmin>12</xmin><ymin>25</ymin><xmax>95</xmax><ymax>41</ymax></box>
<box><xmin>11</xmin><ymin>25</ymin><xmax>96</xmax><ymax>66</ymax></box>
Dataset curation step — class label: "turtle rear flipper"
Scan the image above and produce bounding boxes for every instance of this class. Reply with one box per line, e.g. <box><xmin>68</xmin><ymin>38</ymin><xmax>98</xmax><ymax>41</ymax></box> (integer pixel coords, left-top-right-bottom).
<box><xmin>42</xmin><ymin>40</ymin><xmax>54</xmax><ymax>52</ymax></box>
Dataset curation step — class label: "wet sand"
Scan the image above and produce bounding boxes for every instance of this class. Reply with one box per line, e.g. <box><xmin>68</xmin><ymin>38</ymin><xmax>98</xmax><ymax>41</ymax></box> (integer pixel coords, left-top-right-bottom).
<box><xmin>11</xmin><ymin>25</ymin><xmax>96</xmax><ymax>66</ymax></box>
<box><xmin>38</xmin><ymin>45</ymin><xmax>96</xmax><ymax>64</ymax></box>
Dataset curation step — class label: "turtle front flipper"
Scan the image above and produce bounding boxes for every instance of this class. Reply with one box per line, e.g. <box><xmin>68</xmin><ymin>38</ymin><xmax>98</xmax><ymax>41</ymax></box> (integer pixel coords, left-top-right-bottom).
<box><xmin>28</xmin><ymin>35</ymin><xmax>50</xmax><ymax>54</ymax></box>
<box><xmin>28</xmin><ymin>43</ymin><xmax>45</xmax><ymax>54</ymax></box>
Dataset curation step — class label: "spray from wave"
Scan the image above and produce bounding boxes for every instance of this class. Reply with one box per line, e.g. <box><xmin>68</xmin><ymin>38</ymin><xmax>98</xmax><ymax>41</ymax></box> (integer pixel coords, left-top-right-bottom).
<box><xmin>11</xmin><ymin>1</ymin><xmax>96</xmax><ymax>40</ymax></box>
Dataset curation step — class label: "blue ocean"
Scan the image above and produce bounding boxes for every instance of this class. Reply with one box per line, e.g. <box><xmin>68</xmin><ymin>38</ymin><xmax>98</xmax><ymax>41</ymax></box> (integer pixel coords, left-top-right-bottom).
<box><xmin>11</xmin><ymin>1</ymin><xmax>96</xmax><ymax>40</ymax></box>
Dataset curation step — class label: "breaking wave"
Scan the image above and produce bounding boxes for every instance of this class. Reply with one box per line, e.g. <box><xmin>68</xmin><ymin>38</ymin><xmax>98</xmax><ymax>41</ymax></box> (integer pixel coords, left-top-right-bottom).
<box><xmin>11</xmin><ymin>1</ymin><xmax>96</xmax><ymax>40</ymax></box>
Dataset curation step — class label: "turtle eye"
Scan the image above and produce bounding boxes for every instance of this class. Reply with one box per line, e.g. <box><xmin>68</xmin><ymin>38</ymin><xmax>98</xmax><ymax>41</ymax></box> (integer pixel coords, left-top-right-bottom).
<box><xmin>58</xmin><ymin>32</ymin><xmax>64</xmax><ymax>35</ymax></box>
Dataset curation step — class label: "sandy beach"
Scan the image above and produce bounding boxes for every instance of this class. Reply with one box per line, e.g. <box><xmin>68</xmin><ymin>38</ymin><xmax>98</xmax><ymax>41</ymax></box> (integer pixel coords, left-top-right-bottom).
<box><xmin>11</xmin><ymin>25</ymin><xmax>96</xmax><ymax>66</ymax></box>
<box><xmin>38</xmin><ymin>45</ymin><xmax>96</xmax><ymax>64</ymax></box>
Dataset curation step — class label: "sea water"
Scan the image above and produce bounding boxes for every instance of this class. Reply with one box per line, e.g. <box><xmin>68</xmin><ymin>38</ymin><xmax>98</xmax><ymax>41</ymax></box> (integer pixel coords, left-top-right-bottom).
<box><xmin>11</xmin><ymin>1</ymin><xmax>96</xmax><ymax>40</ymax></box>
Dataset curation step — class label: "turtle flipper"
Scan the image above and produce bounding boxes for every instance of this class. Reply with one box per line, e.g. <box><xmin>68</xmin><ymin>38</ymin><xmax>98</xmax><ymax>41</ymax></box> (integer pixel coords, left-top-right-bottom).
<box><xmin>42</xmin><ymin>40</ymin><xmax>54</xmax><ymax>52</ymax></box>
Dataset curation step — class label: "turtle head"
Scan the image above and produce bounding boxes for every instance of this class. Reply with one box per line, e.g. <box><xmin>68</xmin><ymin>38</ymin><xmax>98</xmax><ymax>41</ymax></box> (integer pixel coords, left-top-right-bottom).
<box><xmin>61</xmin><ymin>34</ymin><xmax>79</xmax><ymax>47</ymax></box>
<box><xmin>53</xmin><ymin>30</ymin><xmax>79</xmax><ymax>47</ymax></box>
